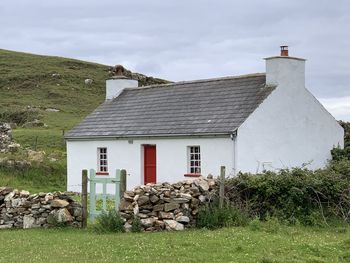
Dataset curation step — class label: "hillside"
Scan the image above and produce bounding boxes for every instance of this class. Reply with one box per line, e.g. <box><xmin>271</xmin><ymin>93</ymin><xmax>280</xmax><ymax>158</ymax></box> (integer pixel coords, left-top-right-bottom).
<box><xmin>0</xmin><ymin>49</ymin><xmax>169</xmax><ymax>151</ymax></box>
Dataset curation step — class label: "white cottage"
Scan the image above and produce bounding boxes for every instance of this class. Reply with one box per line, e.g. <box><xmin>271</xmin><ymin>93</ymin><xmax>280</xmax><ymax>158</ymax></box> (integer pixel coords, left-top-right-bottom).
<box><xmin>65</xmin><ymin>47</ymin><xmax>344</xmax><ymax>192</ymax></box>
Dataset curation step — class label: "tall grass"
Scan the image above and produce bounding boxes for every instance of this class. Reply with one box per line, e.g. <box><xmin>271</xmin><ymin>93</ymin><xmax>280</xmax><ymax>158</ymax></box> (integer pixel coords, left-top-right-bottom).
<box><xmin>0</xmin><ymin>160</ymin><xmax>66</xmax><ymax>193</ymax></box>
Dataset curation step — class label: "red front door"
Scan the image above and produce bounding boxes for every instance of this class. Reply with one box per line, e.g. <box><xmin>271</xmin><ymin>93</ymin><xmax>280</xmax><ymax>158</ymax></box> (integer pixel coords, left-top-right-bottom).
<box><xmin>144</xmin><ymin>145</ymin><xmax>156</xmax><ymax>184</ymax></box>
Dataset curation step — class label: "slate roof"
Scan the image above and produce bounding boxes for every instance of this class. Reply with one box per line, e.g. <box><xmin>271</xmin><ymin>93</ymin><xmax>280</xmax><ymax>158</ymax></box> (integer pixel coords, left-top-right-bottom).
<box><xmin>65</xmin><ymin>74</ymin><xmax>275</xmax><ymax>139</ymax></box>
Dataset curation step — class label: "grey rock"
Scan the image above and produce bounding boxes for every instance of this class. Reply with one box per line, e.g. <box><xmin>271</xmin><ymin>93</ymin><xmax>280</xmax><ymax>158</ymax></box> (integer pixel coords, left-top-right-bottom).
<box><xmin>57</xmin><ymin>208</ymin><xmax>73</xmax><ymax>223</ymax></box>
<box><xmin>194</xmin><ymin>179</ymin><xmax>209</xmax><ymax>192</ymax></box>
<box><xmin>198</xmin><ymin>195</ymin><xmax>206</xmax><ymax>203</ymax></box>
<box><xmin>137</xmin><ymin>195</ymin><xmax>150</xmax><ymax>206</ymax></box>
<box><xmin>124</xmin><ymin>222</ymin><xmax>132</xmax><ymax>232</ymax></box>
<box><xmin>176</xmin><ymin>216</ymin><xmax>190</xmax><ymax>224</ymax></box>
<box><xmin>119</xmin><ymin>200</ymin><xmax>133</xmax><ymax>211</ymax></box>
<box><xmin>31</xmin><ymin>203</ymin><xmax>41</xmax><ymax>209</ymax></box>
<box><xmin>152</xmin><ymin>204</ymin><xmax>164</xmax><ymax>212</ymax></box>
<box><xmin>149</xmin><ymin>195</ymin><xmax>159</xmax><ymax>203</ymax></box>
<box><xmin>159</xmin><ymin>212</ymin><xmax>174</xmax><ymax>220</ymax></box>
<box><xmin>0</xmin><ymin>224</ymin><xmax>12</xmax><ymax>229</ymax></box>
<box><xmin>72</xmin><ymin>207</ymin><xmax>82</xmax><ymax>217</ymax></box>
<box><xmin>23</xmin><ymin>215</ymin><xmax>36</xmax><ymax>229</ymax></box>
<box><xmin>164</xmin><ymin>220</ymin><xmax>184</xmax><ymax>231</ymax></box>
<box><xmin>140</xmin><ymin>218</ymin><xmax>155</xmax><ymax>228</ymax></box>
<box><xmin>137</xmin><ymin>213</ymin><xmax>149</xmax><ymax>219</ymax></box>
<box><xmin>164</xmin><ymin>203</ymin><xmax>180</xmax><ymax>212</ymax></box>
<box><xmin>4</xmin><ymin>192</ymin><xmax>15</xmax><ymax>202</ymax></box>
<box><xmin>173</xmin><ymin>198</ymin><xmax>190</xmax><ymax>203</ymax></box>
<box><xmin>50</xmin><ymin>199</ymin><xmax>69</xmax><ymax>208</ymax></box>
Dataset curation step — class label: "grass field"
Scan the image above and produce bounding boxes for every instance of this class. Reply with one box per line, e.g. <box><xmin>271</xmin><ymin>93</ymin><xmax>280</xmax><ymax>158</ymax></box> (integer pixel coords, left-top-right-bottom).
<box><xmin>0</xmin><ymin>49</ymin><xmax>169</xmax><ymax>191</ymax></box>
<box><xmin>0</xmin><ymin>225</ymin><xmax>349</xmax><ymax>263</ymax></box>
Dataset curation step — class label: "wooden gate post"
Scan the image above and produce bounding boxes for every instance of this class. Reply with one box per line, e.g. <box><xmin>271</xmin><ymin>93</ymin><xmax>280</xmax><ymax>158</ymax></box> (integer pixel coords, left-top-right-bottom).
<box><xmin>219</xmin><ymin>166</ymin><xmax>225</xmax><ymax>208</ymax></box>
<box><xmin>81</xmin><ymin>169</ymin><xmax>88</xmax><ymax>228</ymax></box>
<box><xmin>120</xmin><ymin>169</ymin><xmax>127</xmax><ymax>199</ymax></box>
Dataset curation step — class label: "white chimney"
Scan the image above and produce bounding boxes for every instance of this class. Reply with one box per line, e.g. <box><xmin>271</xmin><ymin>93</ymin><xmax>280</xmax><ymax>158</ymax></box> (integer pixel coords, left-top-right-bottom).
<box><xmin>265</xmin><ymin>46</ymin><xmax>306</xmax><ymax>89</ymax></box>
<box><xmin>105</xmin><ymin>65</ymin><xmax>138</xmax><ymax>100</ymax></box>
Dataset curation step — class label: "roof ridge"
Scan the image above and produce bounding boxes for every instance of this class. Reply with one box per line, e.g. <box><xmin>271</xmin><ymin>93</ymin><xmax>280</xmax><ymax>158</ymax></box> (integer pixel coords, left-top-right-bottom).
<box><xmin>124</xmin><ymin>73</ymin><xmax>266</xmax><ymax>91</ymax></box>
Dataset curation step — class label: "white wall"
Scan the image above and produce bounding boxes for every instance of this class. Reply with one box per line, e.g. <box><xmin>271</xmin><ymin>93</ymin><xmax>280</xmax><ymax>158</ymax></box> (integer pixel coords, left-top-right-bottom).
<box><xmin>106</xmin><ymin>78</ymin><xmax>138</xmax><ymax>100</ymax></box>
<box><xmin>236</xmin><ymin>57</ymin><xmax>344</xmax><ymax>173</ymax></box>
<box><xmin>67</xmin><ymin>137</ymin><xmax>234</xmax><ymax>193</ymax></box>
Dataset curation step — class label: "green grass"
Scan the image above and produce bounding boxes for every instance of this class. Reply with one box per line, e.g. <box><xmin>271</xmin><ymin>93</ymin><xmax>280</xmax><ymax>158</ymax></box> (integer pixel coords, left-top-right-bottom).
<box><xmin>0</xmin><ymin>226</ymin><xmax>349</xmax><ymax>262</ymax></box>
<box><xmin>0</xmin><ymin>49</ymin><xmax>168</xmax><ymax>155</ymax></box>
<box><xmin>0</xmin><ymin>49</ymin><xmax>168</xmax><ymax>192</ymax></box>
<box><xmin>0</xmin><ymin>161</ymin><xmax>66</xmax><ymax>193</ymax></box>
<box><xmin>0</xmin><ymin>49</ymin><xmax>109</xmax><ymax>130</ymax></box>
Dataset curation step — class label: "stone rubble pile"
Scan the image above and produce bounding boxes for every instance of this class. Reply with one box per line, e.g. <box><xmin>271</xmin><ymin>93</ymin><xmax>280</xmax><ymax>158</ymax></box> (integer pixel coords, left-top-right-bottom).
<box><xmin>120</xmin><ymin>177</ymin><xmax>217</xmax><ymax>231</ymax></box>
<box><xmin>0</xmin><ymin>187</ymin><xmax>82</xmax><ymax>229</ymax></box>
<box><xmin>0</xmin><ymin>123</ymin><xmax>17</xmax><ymax>153</ymax></box>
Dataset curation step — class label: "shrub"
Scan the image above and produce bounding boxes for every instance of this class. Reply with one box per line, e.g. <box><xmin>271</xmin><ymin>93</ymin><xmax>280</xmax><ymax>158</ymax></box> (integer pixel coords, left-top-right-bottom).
<box><xmin>131</xmin><ymin>216</ymin><xmax>142</xmax><ymax>233</ymax></box>
<box><xmin>196</xmin><ymin>203</ymin><xmax>249</xmax><ymax>229</ymax></box>
<box><xmin>93</xmin><ymin>210</ymin><xmax>125</xmax><ymax>233</ymax></box>
<box><xmin>263</xmin><ymin>216</ymin><xmax>281</xmax><ymax>233</ymax></box>
<box><xmin>224</xmin><ymin>161</ymin><xmax>350</xmax><ymax>226</ymax></box>
<box><xmin>331</xmin><ymin>147</ymin><xmax>350</xmax><ymax>161</ymax></box>
<box><xmin>249</xmin><ymin>218</ymin><xmax>261</xmax><ymax>231</ymax></box>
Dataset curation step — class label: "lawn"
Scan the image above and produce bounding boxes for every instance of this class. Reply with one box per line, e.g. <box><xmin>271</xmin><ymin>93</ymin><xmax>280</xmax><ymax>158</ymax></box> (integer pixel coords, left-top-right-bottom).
<box><xmin>0</xmin><ymin>226</ymin><xmax>349</xmax><ymax>263</ymax></box>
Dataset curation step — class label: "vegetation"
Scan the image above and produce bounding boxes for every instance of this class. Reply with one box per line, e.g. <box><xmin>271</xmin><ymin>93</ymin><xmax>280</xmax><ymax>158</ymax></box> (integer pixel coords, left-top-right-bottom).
<box><xmin>0</xmin><ymin>49</ymin><xmax>168</xmax><ymax>192</ymax></box>
<box><xmin>196</xmin><ymin>204</ymin><xmax>249</xmax><ymax>229</ymax></box>
<box><xmin>0</xmin><ymin>159</ymin><xmax>66</xmax><ymax>193</ymax></box>
<box><xmin>0</xmin><ymin>225</ymin><xmax>349</xmax><ymax>262</ymax></box>
<box><xmin>131</xmin><ymin>215</ymin><xmax>143</xmax><ymax>233</ymax></box>
<box><xmin>222</xmin><ymin>160</ymin><xmax>350</xmax><ymax>226</ymax></box>
<box><xmin>93</xmin><ymin>210</ymin><xmax>125</xmax><ymax>234</ymax></box>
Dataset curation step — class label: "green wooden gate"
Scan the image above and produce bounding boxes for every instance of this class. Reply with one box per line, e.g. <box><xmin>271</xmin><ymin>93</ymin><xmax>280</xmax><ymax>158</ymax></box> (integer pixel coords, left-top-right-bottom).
<box><xmin>88</xmin><ymin>169</ymin><xmax>126</xmax><ymax>220</ymax></box>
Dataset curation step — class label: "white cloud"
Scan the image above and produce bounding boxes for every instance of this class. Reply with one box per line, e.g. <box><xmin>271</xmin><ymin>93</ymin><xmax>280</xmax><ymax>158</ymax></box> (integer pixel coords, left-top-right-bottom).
<box><xmin>319</xmin><ymin>96</ymin><xmax>350</xmax><ymax>121</ymax></box>
<box><xmin>0</xmin><ymin>0</ymin><xmax>349</xmax><ymax>99</ymax></box>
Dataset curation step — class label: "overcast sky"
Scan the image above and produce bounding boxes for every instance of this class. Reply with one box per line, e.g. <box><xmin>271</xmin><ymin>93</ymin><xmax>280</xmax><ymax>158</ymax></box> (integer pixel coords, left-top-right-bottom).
<box><xmin>0</xmin><ymin>0</ymin><xmax>349</xmax><ymax>120</ymax></box>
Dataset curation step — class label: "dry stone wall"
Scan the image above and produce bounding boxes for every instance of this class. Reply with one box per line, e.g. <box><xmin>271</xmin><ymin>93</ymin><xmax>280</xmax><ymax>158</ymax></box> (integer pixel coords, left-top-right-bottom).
<box><xmin>0</xmin><ymin>123</ymin><xmax>12</xmax><ymax>153</ymax></box>
<box><xmin>120</xmin><ymin>177</ymin><xmax>218</xmax><ymax>231</ymax></box>
<box><xmin>0</xmin><ymin>187</ymin><xmax>82</xmax><ymax>229</ymax></box>
<box><xmin>0</xmin><ymin>122</ymin><xmax>20</xmax><ymax>153</ymax></box>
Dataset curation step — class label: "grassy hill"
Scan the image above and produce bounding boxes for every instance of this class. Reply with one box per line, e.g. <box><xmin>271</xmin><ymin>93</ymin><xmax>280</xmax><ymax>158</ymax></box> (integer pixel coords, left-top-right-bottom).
<box><xmin>0</xmin><ymin>49</ymin><xmax>169</xmax><ymax>152</ymax></box>
<box><xmin>0</xmin><ymin>49</ymin><xmax>169</xmax><ymax>191</ymax></box>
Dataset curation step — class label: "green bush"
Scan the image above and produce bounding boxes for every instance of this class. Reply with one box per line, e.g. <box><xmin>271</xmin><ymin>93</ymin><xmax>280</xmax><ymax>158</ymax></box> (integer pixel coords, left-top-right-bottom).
<box><xmin>331</xmin><ymin>146</ymin><xmax>350</xmax><ymax>161</ymax></box>
<box><xmin>93</xmin><ymin>210</ymin><xmax>125</xmax><ymax>233</ymax></box>
<box><xmin>248</xmin><ymin>218</ymin><xmax>261</xmax><ymax>231</ymax></box>
<box><xmin>131</xmin><ymin>216</ymin><xmax>142</xmax><ymax>233</ymax></box>
<box><xmin>196</xmin><ymin>203</ymin><xmax>249</xmax><ymax>229</ymax></box>
<box><xmin>224</xmin><ymin>161</ymin><xmax>350</xmax><ymax>226</ymax></box>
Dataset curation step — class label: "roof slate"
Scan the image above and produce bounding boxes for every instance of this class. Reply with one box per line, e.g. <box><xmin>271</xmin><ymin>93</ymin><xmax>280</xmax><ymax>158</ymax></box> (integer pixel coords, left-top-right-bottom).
<box><xmin>65</xmin><ymin>74</ymin><xmax>274</xmax><ymax>139</ymax></box>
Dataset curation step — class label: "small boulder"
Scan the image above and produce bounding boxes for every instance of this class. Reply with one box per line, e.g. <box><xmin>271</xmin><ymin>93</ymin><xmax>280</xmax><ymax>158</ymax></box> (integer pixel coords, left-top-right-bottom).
<box><xmin>57</xmin><ymin>208</ymin><xmax>73</xmax><ymax>223</ymax></box>
<box><xmin>140</xmin><ymin>218</ymin><xmax>155</xmax><ymax>228</ymax></box>
<box><xmin>137</xmin><ymin>195</ymin><xmax>150</xmax><ymax>206</ymax></box>
<box><xmin>119</xmin><ymin>200</ymin><xmax>133</xmax><ymax>211</ymax></box>
<box><xmin>50</xmin><ymin>199</ymin><xmax>69</xmax><ymax>208</ymax></box>
<box><xmin>20</xmin><ymin>190</ymin><xmax>30</xmax><ymax>197</ymax></box>
<box><xmin>194</xmin><ymin>179</ymin><xmax>209</xmax><ymax>192</ymax></box>
<box><xmin>164</xmin><ymin>220</ymin><xmax>184</xmax><ymax>231</ymax></box>
<box><xmin>164</xmin><ymin>202</ymin><xmax>180</xmax><ymax>212</ymax></box>
<box><xmin>176</xmin><ymin>216</ymin><xmax>190</xmax><ymax>224</ymax></box>
<box><xmin>4</xmin><ymin>192</ymin><xmax>15</xmax><ymax>202</ymax></box>
<box><xmin>23</xmin><ymin>215</ymin><xmax>36</xmax><ymax>229</ymax></box>
<box><xmin>159</xmin><ymin>211</ymin><xmax>174</xmax><ymax>220</ymax></box>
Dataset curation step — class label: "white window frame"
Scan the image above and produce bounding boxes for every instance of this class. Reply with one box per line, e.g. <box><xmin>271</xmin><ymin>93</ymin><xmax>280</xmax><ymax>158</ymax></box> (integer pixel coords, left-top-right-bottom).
<box><xmin>97</xmin><ymin>147</ymin><xmax>108</xmax><ymax>173</ymax></box>
<box><xmin>188</xmin><ymin>146</ymin><xmax>201</xmax><ymax>174</ymax></box>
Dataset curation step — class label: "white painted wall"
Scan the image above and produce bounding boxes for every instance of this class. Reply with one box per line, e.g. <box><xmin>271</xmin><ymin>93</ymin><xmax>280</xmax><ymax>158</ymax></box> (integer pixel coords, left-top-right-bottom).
<box><xmin>67</xmin><ymin>136</ymin><xmax>234</xmax><ymax>193</ymax></box>
<box><xmin>236</xmin><ymin>56</ymin><xmax>344</xmax><ymax>173</ymax></box>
